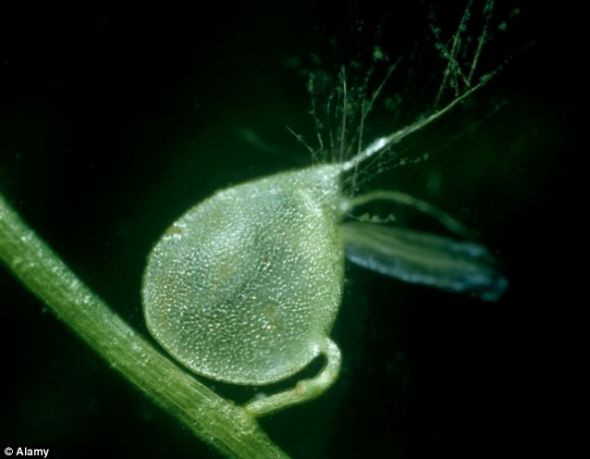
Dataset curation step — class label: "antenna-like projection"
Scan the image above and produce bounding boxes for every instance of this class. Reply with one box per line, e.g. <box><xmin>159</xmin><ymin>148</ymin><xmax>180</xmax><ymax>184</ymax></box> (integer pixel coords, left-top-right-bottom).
<box><xmin>340</xmin><ymin>76</ymin><xmax>490</xmax><ymax>173</ymax></box>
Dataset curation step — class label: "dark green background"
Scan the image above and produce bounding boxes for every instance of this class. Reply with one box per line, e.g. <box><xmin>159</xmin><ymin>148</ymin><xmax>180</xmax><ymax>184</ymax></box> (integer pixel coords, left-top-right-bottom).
<box><xmin>0</xmin><ymin>2</ymin><xmax>582</xmax><ymax>458</ymax></box>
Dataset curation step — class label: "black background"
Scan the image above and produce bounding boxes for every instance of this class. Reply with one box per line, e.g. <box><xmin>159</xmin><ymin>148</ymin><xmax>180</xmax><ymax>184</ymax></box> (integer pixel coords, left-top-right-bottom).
<box><xmin>0</xmin><ymin>1</ymin><xmax>583</xmax><ymax>458</ymax></box>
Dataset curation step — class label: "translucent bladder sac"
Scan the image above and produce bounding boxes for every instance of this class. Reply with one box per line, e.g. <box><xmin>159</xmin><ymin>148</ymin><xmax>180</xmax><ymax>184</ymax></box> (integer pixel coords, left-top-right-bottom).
<box><xmin>142</xmin><ymin>0</ymin><xmax>508</xmax><ymax>417</ymax></box>
<box><xmin>142</xmin><ymin>117</ymin><xmax>507</xmax><ymax>417</ymax></box>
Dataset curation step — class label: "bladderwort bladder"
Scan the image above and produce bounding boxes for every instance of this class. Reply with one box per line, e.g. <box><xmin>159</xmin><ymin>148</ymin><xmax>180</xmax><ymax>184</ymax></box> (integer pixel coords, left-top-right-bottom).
<box><xmin>142</xmin><ymin>0</ymin><xmax>508</xmax><ymax>417</ymax></box>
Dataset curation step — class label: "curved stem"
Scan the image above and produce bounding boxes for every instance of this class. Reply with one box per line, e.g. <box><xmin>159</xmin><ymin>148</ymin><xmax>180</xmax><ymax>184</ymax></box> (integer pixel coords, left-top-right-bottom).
<box><xmin>244</xmin><ymin>338</ymin><xmax>341</xmax><ymax>417</ymax></box>
<box><xmin>342</xmin><ymin>189</ymin><xmax>472</xmax><ymax>237</ymax></box>
<box><xmin>0</xmin><ymin>192</ymin><xmax>287</xmax><ymax>459</ymax></box>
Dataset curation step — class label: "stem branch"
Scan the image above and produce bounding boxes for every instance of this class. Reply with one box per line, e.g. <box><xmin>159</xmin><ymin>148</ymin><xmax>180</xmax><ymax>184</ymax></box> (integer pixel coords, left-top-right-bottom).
<box><xmin>0</xmin><ymin>192</ymin><xmax>287</xmax><ymax>459</ymax></box>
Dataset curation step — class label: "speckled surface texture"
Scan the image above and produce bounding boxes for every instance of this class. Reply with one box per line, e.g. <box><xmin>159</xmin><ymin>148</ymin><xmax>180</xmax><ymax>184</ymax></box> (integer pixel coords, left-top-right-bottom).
<box><xmin>143</xmin><ymin>165</ymin><xmax>344</xmax><ymax>384</ymax></box>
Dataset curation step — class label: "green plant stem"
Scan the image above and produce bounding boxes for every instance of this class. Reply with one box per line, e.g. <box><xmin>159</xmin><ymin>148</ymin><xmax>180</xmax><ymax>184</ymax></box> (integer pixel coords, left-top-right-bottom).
<box><xmin>0</xmin><ymin>192</ymin><xmax>287</xmax><ymax>459</ymax></box>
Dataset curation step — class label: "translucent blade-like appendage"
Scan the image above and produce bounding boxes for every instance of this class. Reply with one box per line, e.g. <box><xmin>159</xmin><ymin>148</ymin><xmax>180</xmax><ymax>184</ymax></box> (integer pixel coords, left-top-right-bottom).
<box><xmin>340</xmin><ymin>222</ymin><xmax>507</xmax><ymax>301</ymax></box>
